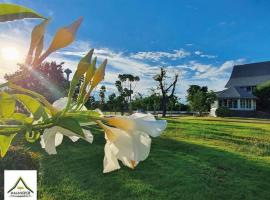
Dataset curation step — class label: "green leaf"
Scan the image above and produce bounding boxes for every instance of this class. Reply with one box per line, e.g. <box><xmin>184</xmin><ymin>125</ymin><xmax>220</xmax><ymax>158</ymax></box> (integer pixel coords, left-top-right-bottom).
<box><xmin>14</xmin><ymin>94</ymin><xmax>47</xmax><ymax>120</ymax></box>
<box><xmin>80</xmin><ymin>110</ymin><xmax>101</xmax><ymax>118</ymax></box>
<box><xmin>0</xmin><ymin>92</ymin><xmax>15</xmax><ymax>118</ymax></box>
<box><xmin>25</xmin><ymin>131</ymin><xmax>40</xmax><ymax>143</ymax></box>
<box><xmin>76</xmin><ymin>49</ymin><xmax>94</xmax><ymax>78</ymax></box>
<box><xmin>12</xmin><ymin>113</ymin><xmax>33</xmax><ymax>124</ymax></box>
<box><xmin>0</xmin><ymin>3</ymin><xmax>45</xmax><ymax>22</ymax></box>
<box><xmin>0</xmin><ymin>133</ymin><xmax>16</xmax><ymax>157</ymax></box>
<box><xmin>56</xmin><ymin>117</ymin><xmax>84</xmax><ymax>137</ymax></box>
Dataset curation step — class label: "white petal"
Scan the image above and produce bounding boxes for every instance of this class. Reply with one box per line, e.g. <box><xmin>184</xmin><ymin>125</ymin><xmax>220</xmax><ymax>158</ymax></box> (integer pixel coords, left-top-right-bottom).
<box><xmin>53</xmin><ymin>97</ymin><xmax>88</xmax><ymax>111</ymax></box>
<box><xmin>69</xmin><ymin>136</ymin><xmax>80</xmax><ymax>142</ymax></box>
<box><xmin>103</xmin><ymin>142</ymin><xmax>120</xmax><ymax>173</ymax></box>
<box><xmin>133</xmin><ymin>131</ymin><xmax>151</xmax><ymax>161</ymax></box>
<box><xmin>80</xmin><ymin>105</ymin><xmax>87</xmax><ymax>111</ymax></box>
<box><xmin>136</xmin><ymin>120</ymin><xmax>167</xmax><ymax>137</ymax></box>
<box><xmin>83</xmin><ymin>129</ymin><xmax>93</xmax><ymax>143</ymax></box>
<box><xmin>40</xmin><ymin>135</ymin><xmax>45</xmax><ymax>148</ymax></box>
<box><xmin>108</xmin><ymin>113</ymin><xmax>167</xmax><ymax>137</ymax></box>
<box><xmin>53</xmin><ymin>97</ymin><xmax>68</xmax><ymax>110</ymax></box>
<box><xmin>55</xmin><ymin>133</ymin><xmax>64</xmax><ymax>146</ymax></box>
<box><xmin>41</xmin><ymin>127</ymin><xmax>63</xmax><ymax>155</ymax></box>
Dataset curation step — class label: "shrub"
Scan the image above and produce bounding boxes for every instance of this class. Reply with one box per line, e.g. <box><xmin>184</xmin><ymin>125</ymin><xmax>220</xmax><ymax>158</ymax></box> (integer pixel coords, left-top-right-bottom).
<box><xmin>216</xmin><ymin>106</ymin><xmax>231</xmax><ymax>117</ymax></box>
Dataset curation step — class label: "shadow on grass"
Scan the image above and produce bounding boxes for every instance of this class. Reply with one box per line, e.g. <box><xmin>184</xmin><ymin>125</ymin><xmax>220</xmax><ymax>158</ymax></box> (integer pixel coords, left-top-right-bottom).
<box><xmin>33</xmin><ymin>128</ymin><xmax>270</xmax><ymax>200</ymax></box>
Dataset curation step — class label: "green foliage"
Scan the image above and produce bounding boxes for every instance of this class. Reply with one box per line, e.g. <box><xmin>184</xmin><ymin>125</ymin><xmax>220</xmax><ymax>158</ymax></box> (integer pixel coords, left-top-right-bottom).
<box><xmin>11</xmin><ymin>113</ymin><xmax>33</xmax><ymax>124</ymax></box>
<box><xmin>0</xmin><ymin>3</ymin><xmax>45</xmax><ymax>22</ymax></box>
<box><xmin>5</xmin><ymin>62</ymin><xmax>69</xmax><ymax>103</ymax></box>
<box><xmin>216</xmin><ymin>106</ymin><xmax>231</xmax><ymax>117</ymax></box>
<box><xmin>14</xmin><ymin>94</ymin><xmax>48</xmax><ymax>120</ymax></box>
<box><xmin>0</xmin><ymin>92</ymin><xmax>15</xmax><ymax>118</ymax></box>
<box><xmin>56</xmin><ymin>117</ymin><xmax>84</xmax><ymax>137</ymax></box>
<box><xmin>0</xmin><ymin>4</ymin><xmax>106</xmax><ymax>158</ymax></box>
<box><xmin>25</xmin><ymin>131</ymin><xmax>40</xmax><ymax>143</ymax></box>
<box><xmin>254</xmin><ymin>80</ymin><xmax>270</xmax><ymax>113</ymax></box>
<box><xmin>99</xmin><ymin>85</ymin><xmax>106</xmax><ymax>110</ymax></box>
<box><xmin>187</xmin><ymin>85</ymin><xmax>216</xmax><ymax>115</ymax></box>
<box><xmin>0</xmin><ymin>134</ymin><xmax>16</xmax><ymax>157</ymax></box>
<box><xmin>115</xmin><ymin>74</ymin><xmax>140</xmax><ymax>113</ymax></box>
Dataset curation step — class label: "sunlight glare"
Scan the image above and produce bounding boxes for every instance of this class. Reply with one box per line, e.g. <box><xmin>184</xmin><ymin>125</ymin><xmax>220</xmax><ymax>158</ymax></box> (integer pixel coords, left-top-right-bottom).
<box><xmin>0</xmin><ymin>47</ymin><xmax>23</xmax><ymax>62</ymax></box>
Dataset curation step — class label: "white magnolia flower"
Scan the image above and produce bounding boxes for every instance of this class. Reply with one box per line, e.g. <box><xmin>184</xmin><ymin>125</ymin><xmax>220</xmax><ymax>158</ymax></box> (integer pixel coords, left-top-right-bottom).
<box><xmin>40</xmin><ymin>97</ymin><xmax>93</xmax><ymax>155</ymax></box>
<box><xmin>98</xmin><ymin>122</ymin><xmax>151</xmax><ymax>173</ymax></box>
<box><xmin>99</xmin><ymin>113</ymin><xmax>167</xmax><ymax>173</ymax></box>
<box><xmin>107</xmin><ymin>113</ymin><xmax>167</xmax><ymax>137</ymax></box>
<box><xmin>40</xmin><ymin>126</ymin><xmax>93</xmax><ymax>155</ymax></box>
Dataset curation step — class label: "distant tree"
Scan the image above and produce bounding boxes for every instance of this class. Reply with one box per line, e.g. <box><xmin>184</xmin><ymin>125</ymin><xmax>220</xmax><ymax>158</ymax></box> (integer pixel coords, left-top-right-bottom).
<box><xmin>5</xmin><ymin>62</ymin><xmax>69</xmax><ymax>103</ymax></box>
<box><xmin>254</xmin><ymin>81</ymin><xmax>270</xmax><ymax>113</ymax></box>
<box><xmin>99</xmin><ymin>85</ymin><xmax>106</xmax><ymax>110</ymax></box>
<box><xmin>147</xmin><ymin>89</ymin><xmax>162</xmax><ymax>114</ymax></box>
<box><xmin>73</xmin><ymin>76</ymin><xmax>84</xmax><ymax>100</ymax></box>
<box><xmin>85</xmin><ymin>96</ymin><xmax>97</xmax><ymax>109</ymax></box>
<box><xmin>107</xmin><ymin>93</ymin><xmax>117</xmax><ymax>114</ymax></box>
<box><xmin>64</xmin><ymin>68</ymin><xmax>72</xmax><ymax>81</ymax></box>
<box><xmin>168</xmin><ymin>95</ymin><xmax>178</xmax><ymax>115</ymax></box>
<box><xmin>114</xmin><ymin>79</ymin><xmax>128</xmax><ymax>115</ymax></box>
<box><xmin>187</xmin><ymin>85</ymin><xmax>216</xmax><ymax>116</ymax></box>
<box><xmin>117</xmin><ymin>74</ymin><xmax>140</xmax><ymax>113</ymax></box>
<box><xmin>153</xmin><ymin>67</ymin><xmax>179</xmax><ymax>117</ymax></box>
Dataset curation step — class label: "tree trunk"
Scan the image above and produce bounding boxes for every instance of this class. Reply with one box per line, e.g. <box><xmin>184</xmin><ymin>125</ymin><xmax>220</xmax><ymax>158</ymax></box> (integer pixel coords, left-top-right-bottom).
<box><xmin>162</xmin><ymin>97</ymin><xmax>167</xmax><ymax>117</ymax></box>
<box><xmin>129</xmin><ymin>83</ymin><xmax>133</xmax><ymax>114</ymax></box>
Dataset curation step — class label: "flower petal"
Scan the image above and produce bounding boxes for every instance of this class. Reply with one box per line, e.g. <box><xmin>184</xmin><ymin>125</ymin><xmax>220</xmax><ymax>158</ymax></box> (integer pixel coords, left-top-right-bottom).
<box><xmin>83</xmin><ymin>129</ymin><xmax>93</xmax><ymax>143</ymax></box>
<box><xmin>107</xmin><ymin>113</ymin><xmax>167</xmax><ymax>137</ymax></box>
<box><xmin>53</xmin><ymin>97</ymin><xmax>68</xmax><ymax>110</ymax></box>
<box><xmin>136</xmin><ymin>120</ymin><xmax>167</xmax><ymax>137</ymax></box>
<box><xmin>103</xmin><ymin>142</ymin><xmax>121</xmax><ymax>173</ymax></box>
<box><xmin>99</xmin><ymin>122</ymin><xmax>152</xmax><ymax>171</ymax></box>
<box><xmin>53</xmin><ymin>97</ymin><xmax>87</xmax><ymax>111</ymax></box>
<box><xmin>40</xmin><ymin>126</ymin><xmax>63</xmax><ymax>155</ymax></box>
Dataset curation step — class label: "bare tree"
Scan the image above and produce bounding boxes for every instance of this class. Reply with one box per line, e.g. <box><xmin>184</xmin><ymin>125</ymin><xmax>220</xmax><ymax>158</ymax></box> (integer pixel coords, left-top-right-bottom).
<box><xmin>153</xmin><ymin>67</ymin><xmax>179</xmax><ymax>117</ymax></box>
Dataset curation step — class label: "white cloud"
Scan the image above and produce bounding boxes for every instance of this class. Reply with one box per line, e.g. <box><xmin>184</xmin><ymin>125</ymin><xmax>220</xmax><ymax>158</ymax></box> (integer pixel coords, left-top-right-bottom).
<box><xmin>192</xmin><ymin>59</ymin><xmax>245</xmax><ymax>80</ymax></box>
<box><xmin>129</xmin><ymin>49</ymin><xmax>190</xmax><ymax>62</ymax></box>
<box><xmin>0</xmin><ymin>22</ymin><xmax>245</xmax><ymax>102</ymax></box>
<box><xmin>194</xmin><ymin>50</ymin><xmax>217</xmax><ymax>59</ymax></box>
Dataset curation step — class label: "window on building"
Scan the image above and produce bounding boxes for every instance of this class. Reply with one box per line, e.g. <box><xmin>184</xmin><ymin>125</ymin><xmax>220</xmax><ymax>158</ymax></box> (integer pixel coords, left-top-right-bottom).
<box><xmin>223</xmin><ymin>99</ymin><xmax>227</xmax><ymax>107</ymax></box>
<box><xmin>246</xmin><ymin>99</ymin><xmax>251</xmax><ymax>109</ymax></box>
<box><xmin>240</xmin><ymin>99</ymin><xmax>245</xmax><ymax>109</ymax></box>
<box><xmin>253</xmin><ymin>100</ymin><xmax>256</xmax><ymax>109</ymax></box>
<box><xmin>246</xmin><ymin>86</ymin><xmax>251</xmax><ymax>92</ymax></box>
<box><xmin>228</xmin><ymin>99</ymin><xmax>232</xmax><ymax>108</ymax></box>
<box><xmin>233</xmin><ymin>100</ymin><xmax>238</xmax><ymax>108</ymax></box>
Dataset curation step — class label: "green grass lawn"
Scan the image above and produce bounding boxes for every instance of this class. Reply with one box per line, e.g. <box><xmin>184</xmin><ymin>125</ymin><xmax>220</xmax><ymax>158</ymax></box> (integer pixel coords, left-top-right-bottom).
<box><xmin>32</xmin><ymin>116</ymin><xmax>270</xmax><ymax>200</ymax></box>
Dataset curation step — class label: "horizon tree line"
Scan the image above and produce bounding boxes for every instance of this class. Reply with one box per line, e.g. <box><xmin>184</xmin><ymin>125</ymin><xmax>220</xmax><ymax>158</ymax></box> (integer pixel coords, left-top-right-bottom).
<box><xmin>6</xmin><ymin>61</ymin><xmax>270</xmax><ymax>117</ymax></box>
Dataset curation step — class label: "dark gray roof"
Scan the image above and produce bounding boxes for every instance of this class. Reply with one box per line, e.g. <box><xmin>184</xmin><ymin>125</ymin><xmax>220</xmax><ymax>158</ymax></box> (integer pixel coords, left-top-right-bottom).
<box><xmin>225</xmin><ymin>61</ymin><xmax>270</xmax><ymax>88</ymax></box>
<box><xmin>217</xmin><ymin>87</ymin><xmax>257</xmax><ymax>99</ymax></box>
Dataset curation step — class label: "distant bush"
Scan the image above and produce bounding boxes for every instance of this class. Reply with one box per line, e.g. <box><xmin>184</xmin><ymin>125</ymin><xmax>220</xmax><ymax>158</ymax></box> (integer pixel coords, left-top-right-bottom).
<box><xmin>216</xmin><ymin>106</ymin><xmax>231</xmax><ymax>117</ymax></box>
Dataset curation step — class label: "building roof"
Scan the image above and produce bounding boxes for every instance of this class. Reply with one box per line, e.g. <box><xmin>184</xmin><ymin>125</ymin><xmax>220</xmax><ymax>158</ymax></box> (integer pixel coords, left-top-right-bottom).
<box><xmin>225</xmin><ymin>61</ymin><xmax>270</xmax><ymax>88</ymax></box>
<box><xmin>217</xmin><ymin>87</ymin><xmax>257</xmax><ymax>99</ymax></box>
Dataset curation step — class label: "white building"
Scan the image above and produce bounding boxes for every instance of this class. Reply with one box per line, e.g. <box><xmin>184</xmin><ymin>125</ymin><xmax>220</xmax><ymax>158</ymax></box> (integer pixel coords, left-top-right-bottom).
<box><xmin>211</xmin><ymin>61</ymin><xmax>270</xmax><ymax>116</ymax></box>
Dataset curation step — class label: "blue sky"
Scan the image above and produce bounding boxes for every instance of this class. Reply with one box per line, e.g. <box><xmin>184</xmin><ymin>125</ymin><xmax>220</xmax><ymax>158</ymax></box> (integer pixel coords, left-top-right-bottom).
<box><xmin>1</xmin><ymin>0</ymin><xmax>270</xmax><ymax>101</ymax></box>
